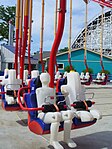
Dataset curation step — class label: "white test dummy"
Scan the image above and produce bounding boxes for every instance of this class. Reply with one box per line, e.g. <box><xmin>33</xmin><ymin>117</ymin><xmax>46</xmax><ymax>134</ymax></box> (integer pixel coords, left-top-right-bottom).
<box><xmin>55</xmin><ymin>71</ymin><xmax>62</xmax><ymax>80</ymax></box>
<box><xmin>101</xmin><ymin>73</ymin><xmax>106</xmax><ymax>80</ymax></box>
<box><xmin>93</xmin><ymin>73</ymin><xmax>103</xmax><ymax>83</ymax></box>
<box><xmin>26</xmin><ymin>70</ymin><xmax>39</xmax><ymax>85</ymax></box>
<box><xmin>36</xmin><ymin>73</ymin><xmax>76</xmax><ymax>149</ymax></box>
<box><xmin>97</xmin><ymin>73</ymin><xmax>102</xmax><ymax>80</ymax></box>
<box><xmin>80</xmin><ymin>72</ymin><xmax>85</xmax><ymax>80</ymax></box>
<box><xmin>3</xmin><ymin>69</ymin><xmax>22</xmax><ymax>104</ymax></box>
<box><xmin>61</xmin><ymin>71</ymin><xmax>102</xmax><ymax>122</ymax></box>
<box><xmin>0</xmin><ymin>69</ymin><xmax>9</xmax><ymax>84</ymax></box>
<box><xmin>85</xmin><ymin>72</ymin><xmax>90</xmax><ymax>80</ymax></box>
<box><xmin>31</xmin><ymin>70</ymin><xmax>39</xmax><ymax>78</ymax></box>
<box><xmin>23</xmin><ymin>70</ymin><xmax>28</xmax><ymax>85</ymax></box>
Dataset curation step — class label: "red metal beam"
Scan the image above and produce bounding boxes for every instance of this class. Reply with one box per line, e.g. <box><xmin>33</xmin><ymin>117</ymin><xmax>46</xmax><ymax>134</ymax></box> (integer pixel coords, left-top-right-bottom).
<box><xmin>49</xmin><ymin>0</ymin><xmax>66</xmax><ymax>88</ymax></box>
<box><xmin>28</xmin><ymin>0</ymin><xmax>33</xmax><ymax>75</ymax></box>
<box><xmin>92</xmin><ymin>0</ymin><xmax>112</xmax><ymax>8</ymax></box>
<box><xmin>15</xmin><ymin>0</ymin><xmax>20</xmax><ymax>77</ymax></box>
<box><xmin>20</xmin><ymin>0</ymin><xmax>29</xmax><ymax>83</ymax></box>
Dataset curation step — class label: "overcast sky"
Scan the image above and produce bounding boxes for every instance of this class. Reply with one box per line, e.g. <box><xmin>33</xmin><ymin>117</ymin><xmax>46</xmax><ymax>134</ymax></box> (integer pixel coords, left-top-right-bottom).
<box><xmin>0</xmin><ymin>0</ymin><xmax>110</xmax><ymax>53</ymax></box>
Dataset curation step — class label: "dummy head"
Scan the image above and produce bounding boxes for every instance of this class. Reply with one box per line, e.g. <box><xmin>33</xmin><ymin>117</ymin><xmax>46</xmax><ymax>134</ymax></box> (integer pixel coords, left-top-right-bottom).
<box><xmin>40</xmin><ymin>73</ymin><xmax>50</xmax><ymax>86</ymax></box>
<box><xmin>31</xmin><ymin>70</ymin><xmax>39</xmax><ymax>78</ymax></box>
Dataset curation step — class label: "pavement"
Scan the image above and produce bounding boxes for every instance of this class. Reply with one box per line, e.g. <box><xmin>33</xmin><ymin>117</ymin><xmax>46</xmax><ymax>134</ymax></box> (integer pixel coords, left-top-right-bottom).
<box><xmin>0</xmin><ymin>87</ymin><xmax>112</xmax><ymax>149</ymax></box>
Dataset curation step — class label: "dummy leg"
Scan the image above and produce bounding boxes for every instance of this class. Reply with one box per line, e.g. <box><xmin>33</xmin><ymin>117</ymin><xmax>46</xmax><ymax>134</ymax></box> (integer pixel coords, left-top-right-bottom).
<box><xmin>61</xmin><ymin>111</ymin><xmax>77</xmax><ymax>148</ymax></box>
<box><xmin>64</xmin><ymin>120</ymin><xmax>77</xmax><ymax>148</ymax></box>
<box><xmin>90</xmin><ymin>109</ymin><xmax>102</xmax><ymax>120</ymax></box>
<box><xmin>5</xmin><ymin>95</ymin><xmax>15</xmax><ymax>104</ymax></box>
<box><xmin>50</xmin><ymin>122</ymin><xmax>63</xmax><ymax>149</ymax></box>
<box><xmin>38</xmin><ymin>112</ymin><xmax>63</xmax><ymax>149</ymax></box>
<box><xmin>76</xmin><ymin>111</ymin><xmax>94</xmax><ymax>122</ymax></box>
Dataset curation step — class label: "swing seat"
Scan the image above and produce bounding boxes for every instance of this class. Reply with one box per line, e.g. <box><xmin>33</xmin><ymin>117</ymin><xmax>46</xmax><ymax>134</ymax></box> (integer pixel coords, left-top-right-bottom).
<box><xmin>72</xmin><ymin>117</ymin><xmax>96</xmax><ymax>129</ymax></box>
<box><xmin>1</xmin><ymin>86</ymin><xmax>22</xmax><ymax>111</ymax></box>
<box><xmin>0</xmin><ymin>69</ymin><xmax>24</xmax><ymax>111</ymax></box>
<box><xmin>80</xmin><ymin>73</ymin><xmax>92</xmax><ymax>85</ymax></box>
<box><xmin>23</xmin><ymin>91</ymin><xmax>96</xmax><ymax>135</ymax></box>
<box><xmin>93</xmin><ymin>74</ymin><xmax>108</xmax><ymax>85</ymax></box>
<box><xmin>81</xmin><ymin>78</ymin><xmax>91</xmax><ymax>85</ymax></box>
<box><xmin>24</xmin><ymin>92</ymin><xmax>64</xmax><ymax>135</ymax></box>
<box><xmin>18</xmin><ymin>75</ymin><xmax>96</xmax><ymax>136</ymax></box>
<box><xmin>25</xmin><ymin>77</ymin><xmax>64</xmax><ymax>135</ymax></box>
<box><xmin>56</xmin><ymin>72</ymin><xmax>98</xmax><ymax>127</ymax></box>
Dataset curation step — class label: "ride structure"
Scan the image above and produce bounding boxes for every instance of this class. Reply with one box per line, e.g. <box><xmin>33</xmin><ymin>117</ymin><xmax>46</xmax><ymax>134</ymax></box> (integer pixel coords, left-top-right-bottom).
<box><xmin>17</xmin><ymin>1</ymin><xmax>102</xmax><ymax>148</ymax></box>
<box><xmin>39</xmin><ymin>0</ymin><xmax>45</xmax><ymax>73</ymax></box>
<box><xmin>20</xmin><ymin>0</ymin><xmax>29</xmax><ymax>83</ymax></box>
<box><xmin>80</xmin><ymin>0</ymin><xmax>112</xmax><ymax>85</ymax></box>
<box><xmin>49</xmin><ymin>0</ymin><xmax>66</xmax><ymax>88</ymax></box>
<box><xmin>0</xmin><ymin>0</ymin><xmax>31</xmax><ymax>111</ymax></box>
<box><xmin>27</xmin><ymin>0</ymin><xmax>33</xmax><ymax>75</ymax></box>
<box><xmin>92</xmin><ymin>1</ymin><xmax>111</xmax><ymax>84</ymax></box>
<box><xmin>80</xmin><ymin>0</ymin><xmax>92</xmax><ymax>85</ymax></box>
<box><xmin>68</xmin><ymin>0</ymin><xmax>73</xmax><ymax>71</ymax></box>
<box><xmin>14</xmin><ymin>0</ymin><xmax>20</xmax><ymax>77</ymax></box>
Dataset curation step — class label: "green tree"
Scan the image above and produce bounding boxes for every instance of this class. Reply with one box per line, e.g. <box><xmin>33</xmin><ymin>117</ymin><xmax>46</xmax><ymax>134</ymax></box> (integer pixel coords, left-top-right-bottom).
<box><xmin>100</xmin><ymin>69</ymin><xmax>110</xmax><ymax>75</ymax></box>
<box><xmin>64</xmin><ymin>65</ymin><xmax>75</xmax><ymax>72</ymax></box>
<box><xmin>59</xmin><ymin>47</ymin><xmax>68</xmax><ymax>53</ymax></box>
<box><xmin>82</xmin><ymin>68</ymin><xmax>93</xmax><ymax>74</ymax></box>
<box><xmin>0</xmin><ymin>5</ymin><xmax>16</xmax><ymax>41</ymax></box>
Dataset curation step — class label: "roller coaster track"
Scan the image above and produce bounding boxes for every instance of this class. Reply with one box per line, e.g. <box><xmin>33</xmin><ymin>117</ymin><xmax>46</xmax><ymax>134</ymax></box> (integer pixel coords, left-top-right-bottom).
<box><xmin>92</xmin><ymin>0</ymin><xmax>112</xmax><ymax>8</ymax></box>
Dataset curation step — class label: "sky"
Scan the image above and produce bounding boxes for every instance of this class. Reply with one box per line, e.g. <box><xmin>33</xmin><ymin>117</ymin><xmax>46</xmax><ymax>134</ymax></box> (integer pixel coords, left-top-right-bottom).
<box><xmin>0</xmin><ymin>0</ymin><xmax>110</xmax><ymax>54</ymax></box>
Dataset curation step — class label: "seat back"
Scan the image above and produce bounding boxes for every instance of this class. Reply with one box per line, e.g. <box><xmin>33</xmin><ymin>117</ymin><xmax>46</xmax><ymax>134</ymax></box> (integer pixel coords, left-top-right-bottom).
<box><xmin>61</xmin><ymin>72</ymin><xmax>85</xmax><ymax>104</ymax></box>
<box><xmin>24</xmin><ymin>93</ymin><xmax>38</xmax><ymax>118</ymax></box>
<box><xmin>5</xmin><ymin>69</ymin><xmax>22</xmax><ymax>91</ymax></box>
<box><xmin>29</xmin><ymin>77</ymin><xmax>42</xmax><ymax>94</ymax></box>
<box><xmin>25</xmin><ymin>74</ymin><xmax>42</xmax><ymax>118</ymax></box>
<box><xmin>96</xmin><ymin>73</ymin><xmax>102</xmax><ymax>80</ymax></box>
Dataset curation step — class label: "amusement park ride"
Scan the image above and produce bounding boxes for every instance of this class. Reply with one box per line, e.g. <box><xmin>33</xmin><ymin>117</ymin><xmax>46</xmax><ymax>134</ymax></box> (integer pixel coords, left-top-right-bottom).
<box><xmin>0</xmin><ymin>0</ymin><xmax>112</xmax><ymax>148</ymax></box>
<box><xmin>80</xmin><ymin>0</ymin><xmax>112</xmax><ymax>85</ymax></box>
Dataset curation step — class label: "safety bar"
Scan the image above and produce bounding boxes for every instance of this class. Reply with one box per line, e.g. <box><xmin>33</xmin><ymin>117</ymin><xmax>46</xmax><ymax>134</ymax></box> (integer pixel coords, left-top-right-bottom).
<box><xmin>6</xmin><ymin>84</ymin><xmax>22</xmax><ymax>90</ymax></box>
<box><xmin>76</xmin><ymin>92</ymin><xmax>94</xmax><ymax>100</ymax></box>
<box><xmin>18</xmin><ymin>87</ymin><xmax>95</xmax><ymax>112</ymax></box>
<box><xmin>44</xmin><ymin>94</ymin><xmax>67</xmax><ymax>104</ymax></box>
<box><xmin>85</xmin><ymin>92</ymin><xmax>94</xmax><ymax>99</ymax></box>
<box><xmin>18</xmin><ymin>86</ymin><xmax>44</xmax><ymax>111</ymax></box>
<box><xmin>0</xmin><ymin>92</ymin><xmax>6</xmax><ymax>95</ymax></box>
<box><xmin>18</xmin><ymin>86</ymin><xmax>77</xmax><ymax>111</ymax></box>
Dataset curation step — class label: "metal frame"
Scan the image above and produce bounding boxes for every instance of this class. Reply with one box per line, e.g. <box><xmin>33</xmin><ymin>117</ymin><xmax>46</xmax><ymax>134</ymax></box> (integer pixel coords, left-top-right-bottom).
<box><xmin>72</xmin><ymin>10</ymin><xmax>112</xmax><ymax>57</ymax></box>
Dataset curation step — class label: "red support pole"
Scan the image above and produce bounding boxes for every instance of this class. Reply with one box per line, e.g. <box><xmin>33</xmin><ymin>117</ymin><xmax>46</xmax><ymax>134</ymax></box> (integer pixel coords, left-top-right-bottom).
<box><xmin>28</xmin><ymin>0</ymin><xmax>33</xmax><ymax>75</ymax></box>
<box><xmin>20</xmin><ymin>0</ymin><xmax>29</xmax><ymax>83</ymax></box>
<box><xmin>49</xmin><ymin>0</ymin><xmax>66</xmax><ymax>88</ymax></box>
<box><xmin>15</xmin><ymin>0</ymin><xmax>20</xmax><ymax>77</ymax></box>
<box><xmin>19</xmin><ymin>0</ymin><xmax>23</xmax><ymax>64</ymax></box>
